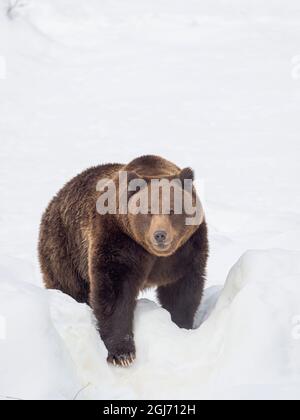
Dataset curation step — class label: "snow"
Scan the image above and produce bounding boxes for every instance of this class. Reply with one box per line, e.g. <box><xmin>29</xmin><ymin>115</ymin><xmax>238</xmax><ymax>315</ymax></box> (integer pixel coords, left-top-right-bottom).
<box><xmin>0</xmin><ymin>0</ymin><xmax>300</xmax><ymax>400</ymax></box>
<box><xmin>1</xmin><ymin>250</ymin><xmax>300</xmax><ymax>400</ymax></box>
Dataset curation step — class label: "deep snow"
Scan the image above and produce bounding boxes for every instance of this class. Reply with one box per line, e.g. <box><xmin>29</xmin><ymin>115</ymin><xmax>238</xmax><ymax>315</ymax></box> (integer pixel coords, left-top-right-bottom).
<box><xmin>0</xmin><ymin>0</ymin><xmax>300</xmax><ymax>400</ymax></box>
<box><xmin>1</xmin><ymin>250</ymin><xmax>300</xmax><ymax>400</ymax></box>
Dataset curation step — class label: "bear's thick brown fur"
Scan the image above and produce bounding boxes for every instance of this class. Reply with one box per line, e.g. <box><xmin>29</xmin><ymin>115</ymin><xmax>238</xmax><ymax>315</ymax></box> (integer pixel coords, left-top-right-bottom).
<box><xmin>38</xmin><ymin>155</ymin><xmax>209</xmax><ymax>366</ymax></box>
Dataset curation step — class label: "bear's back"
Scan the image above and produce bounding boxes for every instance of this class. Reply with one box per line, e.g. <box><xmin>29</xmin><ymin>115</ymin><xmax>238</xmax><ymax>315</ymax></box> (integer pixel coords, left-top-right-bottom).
<box><xmin>44</xmin><ymin>163</ymin><xmax>123</xmax><ymax>228</ymax></box>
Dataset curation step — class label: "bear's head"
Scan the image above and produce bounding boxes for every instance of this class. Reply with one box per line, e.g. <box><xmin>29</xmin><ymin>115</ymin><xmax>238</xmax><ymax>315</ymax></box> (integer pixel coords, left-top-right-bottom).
<box><xmin>122</xmin><ymin>167</ymin><xmax>204</xmax><ymax>257</ymax></box>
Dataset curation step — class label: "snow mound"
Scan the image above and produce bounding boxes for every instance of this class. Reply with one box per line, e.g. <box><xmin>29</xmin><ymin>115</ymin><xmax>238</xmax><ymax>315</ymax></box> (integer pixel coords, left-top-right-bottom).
<box><xmin>0</xmin><ymin>249</ymin><xmax>300</xmax><ymax>400</ymax></box>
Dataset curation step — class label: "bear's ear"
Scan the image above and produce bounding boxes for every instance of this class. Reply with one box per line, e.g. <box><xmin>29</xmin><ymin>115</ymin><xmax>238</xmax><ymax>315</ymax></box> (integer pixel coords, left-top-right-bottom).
<box><xmin>180</xmin><ymin>167</ymin><xmax>195</xmax><ymax>183</ymax></box>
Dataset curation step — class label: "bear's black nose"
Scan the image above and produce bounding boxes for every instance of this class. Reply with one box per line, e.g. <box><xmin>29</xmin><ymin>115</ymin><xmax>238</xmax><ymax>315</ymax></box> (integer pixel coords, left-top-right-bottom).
<box><xmin>154</xmin><ymin>230</ymin><xmax>167</xmax><ymax>244</ymax></box>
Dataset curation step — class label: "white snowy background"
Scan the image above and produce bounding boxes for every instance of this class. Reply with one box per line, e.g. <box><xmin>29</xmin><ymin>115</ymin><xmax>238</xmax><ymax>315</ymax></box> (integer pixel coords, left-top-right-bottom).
<box><xmin>0</xmin><ymin>0</ymin><xmax>300</xmax><ymax>400</ymax></box>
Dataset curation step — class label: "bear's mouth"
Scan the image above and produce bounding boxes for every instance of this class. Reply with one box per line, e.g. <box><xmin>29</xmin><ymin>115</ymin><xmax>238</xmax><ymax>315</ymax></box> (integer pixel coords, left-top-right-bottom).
<box><xmin>155</xmin><ymin>242</ymin><xmax>171</xmax><ymax>249</ymax></box>
<box><xmin>150</xmin><ymin>241</ymin><xmax>173</xmax><ymax>256</ymax></box>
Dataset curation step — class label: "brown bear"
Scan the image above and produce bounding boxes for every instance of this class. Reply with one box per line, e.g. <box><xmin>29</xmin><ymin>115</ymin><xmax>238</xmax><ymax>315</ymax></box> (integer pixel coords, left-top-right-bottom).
<box><xmin>38</xmin><ymin>155</ymin><xmax>209</xmax><ymax>367</ymax></box>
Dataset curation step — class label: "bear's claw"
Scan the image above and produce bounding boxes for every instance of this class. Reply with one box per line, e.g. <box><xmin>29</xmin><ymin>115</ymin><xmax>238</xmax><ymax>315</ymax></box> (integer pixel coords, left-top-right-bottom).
<box><xmin>107</xmin><ymin>352</ymin><xmax>136</xmax><ymax>367</ymax></box>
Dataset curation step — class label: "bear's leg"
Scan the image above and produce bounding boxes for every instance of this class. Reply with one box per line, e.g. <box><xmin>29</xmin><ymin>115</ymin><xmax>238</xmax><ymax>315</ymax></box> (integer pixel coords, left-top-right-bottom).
<box><xmin>41</xmin><ymin>253</ymin><xmax>89</xmax><ymax>303</ymax></box>
<box><xmin>89</xmin><ymin>260</ymin><xmax>141</xmax><ymax>367</ymax></box>
<box><xmin>157</xmin><ymin>272</ymin><xmax>205</xmax><ymax>330</ymax></box>
<box><xmin>39</xmin><ymin>219</ymin><xmax>90</xmax><ymax>303</ymax></box>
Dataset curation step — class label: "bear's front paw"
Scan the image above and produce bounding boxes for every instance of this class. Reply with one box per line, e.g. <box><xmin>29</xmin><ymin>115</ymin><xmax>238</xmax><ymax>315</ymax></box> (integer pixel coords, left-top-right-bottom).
<box><xmin>105</xmin><ymin>334</ymin><xmax>136</xmax><ymax>367</ymax></box>
<box><xmin>107</xmin><ymin>351</ymin><xmax>136</xmax><ymax>367</ymax></box>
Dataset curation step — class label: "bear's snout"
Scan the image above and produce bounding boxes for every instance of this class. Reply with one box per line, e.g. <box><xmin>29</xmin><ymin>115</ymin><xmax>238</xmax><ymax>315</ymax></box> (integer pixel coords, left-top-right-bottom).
<box><xmin>154</xmin><ymin>230</ymin><xmax>168</xmax><ymax>245</ymax></box>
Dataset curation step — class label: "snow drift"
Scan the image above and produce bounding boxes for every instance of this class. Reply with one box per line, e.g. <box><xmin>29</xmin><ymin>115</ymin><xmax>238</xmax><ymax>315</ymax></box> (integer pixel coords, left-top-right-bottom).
<box><xmin>1</xmin><ymin>249</ymin><xmax>300</xmax><ymax>400</ymax></box>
